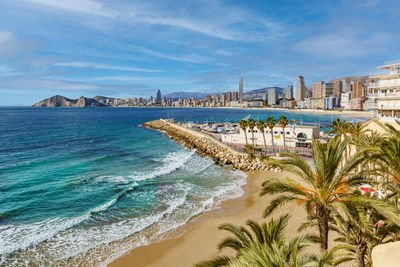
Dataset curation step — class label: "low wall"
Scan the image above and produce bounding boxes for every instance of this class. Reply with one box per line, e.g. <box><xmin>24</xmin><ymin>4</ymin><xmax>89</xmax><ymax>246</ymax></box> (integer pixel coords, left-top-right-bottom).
<box><xmin>372</xmin><ymin>241</ymin><xmax>400</xmax><ymax>266</ymax></box>
<box><xmin>142</xmin><ymin>120</ymin><xmax>274</xmax><ymax>172</ymax></box>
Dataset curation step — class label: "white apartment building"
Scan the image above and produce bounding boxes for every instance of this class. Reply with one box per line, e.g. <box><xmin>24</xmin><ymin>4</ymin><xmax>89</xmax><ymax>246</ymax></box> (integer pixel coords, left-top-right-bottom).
<box><xmin>369</xmin><ymin>61</ymin><xmax>400</xmax><ymax>118</ymax></box>
<box><xmin>340</xmin><ymin>92</ymin><xmax>351</xmax><ymax>110</ymax></box>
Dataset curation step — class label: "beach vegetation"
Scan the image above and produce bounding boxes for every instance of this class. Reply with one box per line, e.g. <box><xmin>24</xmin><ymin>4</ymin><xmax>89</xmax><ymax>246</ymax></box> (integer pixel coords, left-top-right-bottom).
<box><xmin>256</xmin><ymin>120</ymin><xmax>267</xmax><ymax>152</ymax></box>
<box><xmin>247</xmin><ymin>118</ymin><xmax>256</xmax><ymax>148</ymax></box>
<box><xmin>239</xmin><ymin>120</ymin><xmax>249</xmax><ymax>146</ymax></box>
<box><xmin>195</xmin><ymin>214</ymin><xmax>336</xmax><ymax>267</ymax></box>
<box><xmin>278</xmin><ymin>115</ymin><xmax>288</xmax><ymax>149</ymax></box>
<box><xmin>261</xmin><ymin>136</ymin><xmax>400</xmax><ymax>251</ymax></box>
<box><xmin>266</xmin><ymin>117</ymin><xmax>276</xmax><ymax>156</ymax></box>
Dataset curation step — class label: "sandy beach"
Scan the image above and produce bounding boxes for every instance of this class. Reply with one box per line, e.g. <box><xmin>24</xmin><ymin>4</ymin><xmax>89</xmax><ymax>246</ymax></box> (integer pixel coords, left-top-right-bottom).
<box><xmin>109</xmin><ymin>170</ymin><xmax>325</xmax><ymax>267</ymax></box>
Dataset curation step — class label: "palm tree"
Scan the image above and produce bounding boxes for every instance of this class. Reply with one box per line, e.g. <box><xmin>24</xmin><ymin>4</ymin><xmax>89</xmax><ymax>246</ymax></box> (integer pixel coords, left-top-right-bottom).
<box><xmin>261</xmin><ymin>136</ymin><xmax>400</xmax><ymax>251</ymax></box>
<box><xmin>347</xmin><ymin>121</ymin><xmax>370</xmax><ymax>158</ymax></box>
<box><xmin>195</xmin><ymin>214</ymin><xmax>317</xmax><ymax>267</ymax></box>
<box><xmin>256</xmin><ymin>120</ymin><xmax>267</xmax><ymax>152</ymax></box>
<box><xmin>331</xmin><ymin>204</ymin><xmax>400</xmax><ymax>267</ymax></box>
<box><xmin>330</xmin><ymin>207</ymin><xmax>374</xmax><ymax>267</ymax></box>
<box><xmin>278</xmin><ymin>115</ymin><xmax>289</xmax><ymax>149</ymax></box>
<box><xmin>326</xmin><ymin>118</ymin><xmax>350</xmax><ymax>161</ymax></box>
<box><xmin>247</xmin><ymin>118</ymin><xmax>256</xmax><ymax>148</ymax></box>
<box><xmin>367</xmin><ymin>121</ymin><xmax>400</xmax><ymax>184</ymax></box>
<box><xmin>238</xmin><ymin>120</ymin><xmax>248</xmax><ymax>146</ymax></box>
<box><xmin>266</xmin><ymin>116</ymin><xmax>276</xmax><ymax>155</ymax></box>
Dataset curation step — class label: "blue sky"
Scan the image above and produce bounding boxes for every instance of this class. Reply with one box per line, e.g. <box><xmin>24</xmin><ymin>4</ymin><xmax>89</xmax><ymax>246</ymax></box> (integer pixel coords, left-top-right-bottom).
<box><xmin>0</xmin><ymin>0</ymin><xmax>399</xmax><ymax>105</ymax></box>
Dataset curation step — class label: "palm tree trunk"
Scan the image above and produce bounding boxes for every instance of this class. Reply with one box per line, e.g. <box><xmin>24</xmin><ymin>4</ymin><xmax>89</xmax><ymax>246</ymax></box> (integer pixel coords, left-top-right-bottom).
<box><xmin>262</xmin><ymin>132</ymin><xmax>267</xmax><ymax>153</ymax></box>
<box><xmin>243</xmin><ymin>130</ymin><xmax>248</xmax><ymax>146</ymax></box>
<box><xmin>270</xmin><ymin>130</ymin><xmax>275</xmax><ymax>155</ymax></box>
<box><xmin>356</xmin><ymin>246</ymin><xmax>366</xmax><ymax>267</ymax></box>
<box><xmin>316</xmin><ymin>206</ymin><xmax>330</xmax><ymax>251</ymax></box>
<box><xmin>251</xmin><ymin>130</ymin><xmax>255</xmax><ymax>147</ymax></box>
<box><xmin>282</xmin><ymin>129</ymin><xmax>286</xmax><ymax>149</ymax></box>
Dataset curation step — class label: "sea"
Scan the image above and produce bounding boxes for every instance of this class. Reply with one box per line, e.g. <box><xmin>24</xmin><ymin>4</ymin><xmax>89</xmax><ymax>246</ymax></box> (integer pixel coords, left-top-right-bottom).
<box><xmin>0</xmin><ymin>107</ymin><xmax>368</xmax><ymax>266</ymax></box>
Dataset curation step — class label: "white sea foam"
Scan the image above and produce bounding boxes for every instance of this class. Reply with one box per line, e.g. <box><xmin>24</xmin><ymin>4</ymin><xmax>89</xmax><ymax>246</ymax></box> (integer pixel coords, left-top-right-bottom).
<box><xmin>1</xmin><ymin>152</ymin><xmax>248</xmax><ymax>266</ymax></box>
<box><xmin>130</xmin><ymin>150</ymin><xmax>195</xmax><ymax>181</ymax></box>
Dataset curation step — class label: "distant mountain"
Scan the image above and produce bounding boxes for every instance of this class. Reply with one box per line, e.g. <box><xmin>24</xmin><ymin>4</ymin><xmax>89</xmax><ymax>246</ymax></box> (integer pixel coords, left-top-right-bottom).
<box><xmin>163</xmin><ymin>91</ymin><xmax>213</xmax><ymax>100</ymax></box>
<box><xmin>329</xmin><ymin>76</ymin><xmax>370</xmax><ymax>84</ymax></box>
<box><xmin>244</xmin><ymin>87</ymin><xmax>283</xmax><ymax>97</ymax></box>
<box><xmin>33</xmin><ymin>95</ymin><xmax>108</xmax><ymax>107</ymax></box>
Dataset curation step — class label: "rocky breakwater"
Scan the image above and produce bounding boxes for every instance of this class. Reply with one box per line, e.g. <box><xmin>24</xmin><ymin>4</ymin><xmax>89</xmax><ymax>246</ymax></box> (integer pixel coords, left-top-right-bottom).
<box><xmin>142</xmin><ymin>119</ymin><xmax>277</xmax><ymax>172</ymax></box>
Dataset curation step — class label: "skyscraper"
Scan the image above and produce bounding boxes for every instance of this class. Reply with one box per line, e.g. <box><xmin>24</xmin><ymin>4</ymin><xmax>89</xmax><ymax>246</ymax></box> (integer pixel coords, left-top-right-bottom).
<box><xmin>294</xmin><ymin>76</ymin><xmax>305</xmax><ymax>101</ymax></box>
<box><xmin>156</xmin><ymin>89</ymin><xmax>162</xmax><ymax>104</ymax></box>
<box><xmin>322</xmin><ymin>83</ymin><xmax>334</xmax><ymax>98</ymax></box>
<box><xmin>283</xmin><ymin>86</ymin><xmax>293</xmax><ymax>99</ymax></box>
<box><xmin>312</xmin><ymin>81</ymin><xmax>324</xmax><ymax>99</ymax></box>
<box><xmin>268</xmin><ymin>88</ymin><xmax>278</xmax><ymax>105</ymax></box>
<box><xmin>239</xmin><ymin>77</ymin><xmax>243</xmax><ymax>102</ymax></box>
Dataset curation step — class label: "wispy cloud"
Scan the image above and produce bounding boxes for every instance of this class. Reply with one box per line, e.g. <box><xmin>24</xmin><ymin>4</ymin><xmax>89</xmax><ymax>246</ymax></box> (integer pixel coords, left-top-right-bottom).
<box><xmin>295</xmin><ymin>29</ymin><xmax>391</xmax><ymax>58</ymax></box>
<box><xmin>22</xmin><ymin>0</ymin><xmax>282</xmax><ymax>41</ymax></box>
<box><xmin>25</xmin><ymin>0</ymin><xmax>117</xmax><ymax>17</ymax></box>
<box><xmin>54</xmin><ymin>61</ymin><xmax>163</xmax><ymax>72</ymax></box>
<box><xmin>131</xmin><ymin>46</ymin><xmax>210</xmax><ymax>63</ymax></box>
<box><xmin>0</xmin><ymin>30</ymin><xmax>41</xmax><ymax>59</ymax></box>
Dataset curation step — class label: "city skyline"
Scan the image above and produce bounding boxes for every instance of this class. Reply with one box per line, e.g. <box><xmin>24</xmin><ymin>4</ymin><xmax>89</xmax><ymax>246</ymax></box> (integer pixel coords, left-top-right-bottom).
<box><xmin>1</xmin><ymin>0</ymin><xmax>400</xmax><ymax>106</ymax></box>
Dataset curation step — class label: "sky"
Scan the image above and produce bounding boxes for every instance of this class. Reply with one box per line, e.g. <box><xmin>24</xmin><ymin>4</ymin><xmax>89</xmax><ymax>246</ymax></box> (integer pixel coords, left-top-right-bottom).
<box><xmin>0</xmin><ymin>0</ymin><xmax>400</xmax><ymax>106</ymax></box>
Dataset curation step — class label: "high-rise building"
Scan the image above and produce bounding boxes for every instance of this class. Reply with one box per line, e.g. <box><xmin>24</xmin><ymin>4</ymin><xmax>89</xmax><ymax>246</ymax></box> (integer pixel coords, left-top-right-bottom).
<box><xmin>227</xmin><ymin>92</ymin><xmax>233</xmax><ymax>102</ymax></box>
<box><xmin>156</xmin><ymin>89</ymin><xmax>162</xmax><ymax>104</ymax></box>
<box><xmin>352</xmin><ymin>81</ymin><xmax>365</xmax><ymax>99</ymax></box>
<box><xmin>239</xmin><ymin>77</ymin><xmax>243</xmax><ymax>102</ymax></box>
<box><xmin>322</xmin><ymin>82</ymin><xmax>334</xmax><ymax>98</ymax></box>
<box><xmin>312</xmin><ymin>81</ymin><xmax>324</xmax><ymax>99</ymax></box>
<box><xmin>294</xmin><ymin>76</ymin><xmax>305</xmax><ymax>101</ymax></box>
<box><xmin>332</xmin><ymin>80</ymin><xmax>343</xmax><ymax>97</ymax></box>
<box><xmin>233</xmin><ymin>91</ymin><xmax>239</xmax><ymax>101</ymax></box>
<box><xmin>283</xmin><ymin>86</ymin><xmax>293</xmax><ymax>99</ymax></box>
<box><xmin>268</xmin><ymin>88</ymin><xmax>278</xmax><ymax>105</ymax></box>
<box><xmin>223</xmin><ymin>93</ymin><xmax>228</xmax><ymax>106</ymax></box>
<box><xmin>341</xmin><ymin>80</ymin><xmax>350</xmax><ymax>92</ymax></box>
<box><xmin>213</xmin><ymin>93</ymin><xmax>220</xmax><ymax>104</ymax></box>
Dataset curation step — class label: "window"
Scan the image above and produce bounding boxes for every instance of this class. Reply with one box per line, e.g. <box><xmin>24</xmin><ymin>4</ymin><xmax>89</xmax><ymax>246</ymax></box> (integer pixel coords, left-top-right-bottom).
<box><xmin>274</xmin><ymin>131</ymin><xmax>278</xmax><ymax>134</ymax></box>
<box><xmin>286</xmin><ymin>131</ymin><xmax>290</xmax><ymax>135</ymax></box>
<box><xmin>297</xmin><ymin>132</ymin><xmax>307</xmax><ymax>142</ymax></box>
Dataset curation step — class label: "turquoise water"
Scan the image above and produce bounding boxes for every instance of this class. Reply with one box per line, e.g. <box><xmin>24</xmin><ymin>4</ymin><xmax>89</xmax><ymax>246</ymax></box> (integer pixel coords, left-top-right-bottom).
<box><xmin>0</xmin><ymin>107</ymin><xmax>367</xmax><ymax>265</ymax></box>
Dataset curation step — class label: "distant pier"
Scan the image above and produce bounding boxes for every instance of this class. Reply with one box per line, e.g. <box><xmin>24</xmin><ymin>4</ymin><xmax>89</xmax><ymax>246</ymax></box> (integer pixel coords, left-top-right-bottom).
<box><xmin>142</xmin><ymin>119</ymin><xmax>277</xmax><ymax>172</ymax></box>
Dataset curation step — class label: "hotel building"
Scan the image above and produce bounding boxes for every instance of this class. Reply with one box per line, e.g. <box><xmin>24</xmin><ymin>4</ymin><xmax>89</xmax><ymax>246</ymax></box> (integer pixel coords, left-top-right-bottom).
<box><xmin>294</xmin><ymin>76</ymin><xmax>305</xmax><ymax>101</ymax></box>
<box><xmin>369</xmin><ymin>61</ymin><xmax>400</xmax><ymax>117</ymax></box>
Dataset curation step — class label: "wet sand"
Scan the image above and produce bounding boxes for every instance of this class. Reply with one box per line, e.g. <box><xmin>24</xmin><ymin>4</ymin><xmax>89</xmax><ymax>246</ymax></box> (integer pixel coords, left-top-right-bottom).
<box><xmin>109</xmin><ymin>170</ymin><xmax>319</xmax><ymax>267</ymax></box>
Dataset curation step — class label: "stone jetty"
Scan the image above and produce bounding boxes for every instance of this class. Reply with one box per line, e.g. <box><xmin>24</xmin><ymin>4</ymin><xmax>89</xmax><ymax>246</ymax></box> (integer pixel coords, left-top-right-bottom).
<box><xmin>142</xmin><ymin>119</ymin><xmax>277</xmax><ymax>172</ymax></box>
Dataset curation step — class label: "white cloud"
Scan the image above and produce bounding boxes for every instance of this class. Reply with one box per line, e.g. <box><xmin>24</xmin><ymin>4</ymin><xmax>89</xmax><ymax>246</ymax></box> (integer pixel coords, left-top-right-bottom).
<box><xmin>25</xmin><ymin>0</ymin><xmax>117</xmax><ymax>17</ymax></box>
<box><xmin>22</xmin><ymin>0</ymin><xmax>282</xmax><ymax>41</ymax></box>
<box><xmin>54</xmin><ymin>62</ymin><xmax>163</xmax><ymax>72</ymax></box>
<box><xmin>0</xmin><ymin>30</ymin><xmax>41</xmax><ymax>59</ymax></box>
<box><xmin>295</xmin><ymin>29</ymin><xmax>391</xmax><ymax>58</ymax></box>
<box><xmin>131</xmin><ymin>46</ymin><xmax>210</xmax><ymax>63</ymax></box>
<box><xmin>0</xmin><ymin>65</ymin><xmax>13</xmax><ymax>73</ymax></box>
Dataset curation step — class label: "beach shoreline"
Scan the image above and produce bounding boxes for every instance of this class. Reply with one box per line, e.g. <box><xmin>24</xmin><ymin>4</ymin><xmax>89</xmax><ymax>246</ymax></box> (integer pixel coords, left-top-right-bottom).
<box><xmin>108</xmin><ymin>170</ymin><xmax>312</xmax><ymax>267</ymax></box>
<box><xmin>114</xmin><ymin>106</ymin><xmax>374</xmax><ymax>119</ymax></box>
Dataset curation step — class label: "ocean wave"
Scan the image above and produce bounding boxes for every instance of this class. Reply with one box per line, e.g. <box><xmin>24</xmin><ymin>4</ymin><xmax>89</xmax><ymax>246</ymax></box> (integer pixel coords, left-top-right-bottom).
<box><xmin>0</xmin><ymin>180</ymin><xmax>141</xmax><ymax>256</ymax></box>
<box><xmin>0</xmin><ymin>152</ymin><xmax>247</xmax><ymax>266</ymax></box>
<box><xmin>128</xmin><ymin>150</ymin><xmax>196</xmax><ymax>181</ymax></box>
<box><xmin>0</xmin><ymin>182</ymin><xmax>193</xmax><ymax>265</ymax></box>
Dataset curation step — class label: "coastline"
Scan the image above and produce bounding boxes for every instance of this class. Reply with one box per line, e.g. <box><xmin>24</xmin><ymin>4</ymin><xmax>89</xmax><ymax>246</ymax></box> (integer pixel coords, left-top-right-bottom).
<box><xmin>114</xmin><ymin>107</ymin><xmax>374</xmax><ymax>119</ymax></box>
<box><xmin>30</xmin><ymin>105</ymin><xmax>374</xmax><ymax>119</ymax></box>
<box><xmin>108</xmin><ymin>170</ymin><xmax>315</xmax><ymax>267</ymax></box>
<box><xmin>127</xmin><ymin>106</ymin><xmax>373</xmax><ymax>119</ymax></box>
